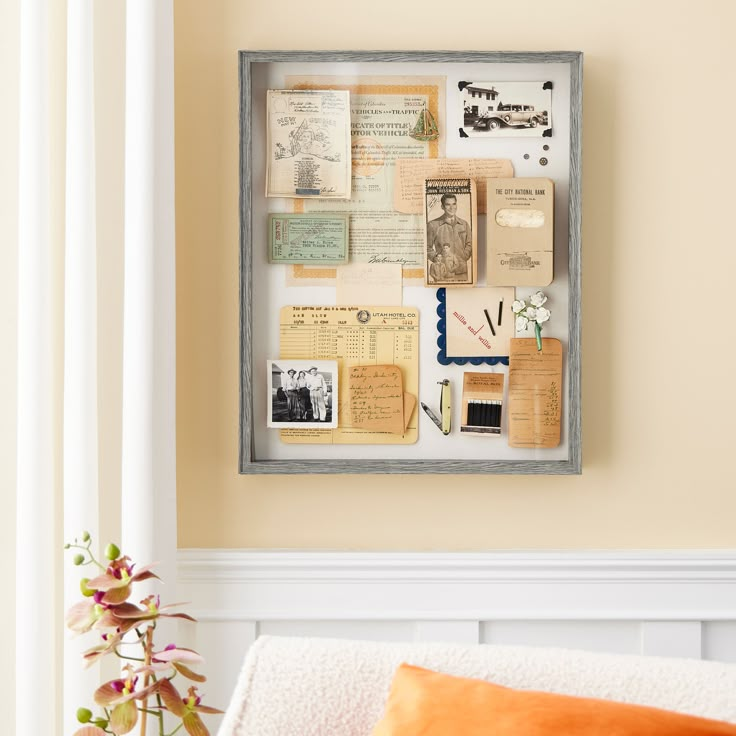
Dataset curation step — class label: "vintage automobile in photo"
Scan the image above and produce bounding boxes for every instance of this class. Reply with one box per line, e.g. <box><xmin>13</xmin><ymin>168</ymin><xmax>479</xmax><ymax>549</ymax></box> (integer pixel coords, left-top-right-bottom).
<box><xmin>472</xmin><ymin>104</ymin><xmax>549</xmax><ymax>131</ymax></box>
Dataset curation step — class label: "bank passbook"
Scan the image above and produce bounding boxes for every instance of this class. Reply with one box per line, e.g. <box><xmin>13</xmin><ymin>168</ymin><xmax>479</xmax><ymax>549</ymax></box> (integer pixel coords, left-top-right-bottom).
<box><xmin>487</xmin><ymin>177</ymin><xmax>554</xmax><ymax>287</ymax></box>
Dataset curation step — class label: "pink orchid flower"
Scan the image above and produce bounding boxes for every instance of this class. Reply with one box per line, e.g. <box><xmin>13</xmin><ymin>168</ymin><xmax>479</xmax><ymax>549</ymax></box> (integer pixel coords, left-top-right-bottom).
<box><xmin>66</xmin><ymin>592</ymin><xmax>153</xmax><ymax>635</ymax></box>
<box><xmin>94</xmin><ymin>666</ymin><xmax>160</xmax><ymax>735</ymax></box>
<box><xmin>111</xmin><ymin>594</ymin><xmax>197</xmax><ymax>627</ymax></box>
<box><xmin>157</xmin><ymin>680</ymin><xmax>223</xmax><ymax>736</ymax></box>
<box><xmin>81</xmin><ymin>629</ymin><xmax>129</xmax><ymax>668</ymax></box>
<box><xmin>85</xmin><ymin>556</ymin><xmax>159</xmax><ymax>605</ymax></box>
<box><xmin>136</xmin><ymin>644</ymin><xmax>207</xmax><ymax>682</ymax></box>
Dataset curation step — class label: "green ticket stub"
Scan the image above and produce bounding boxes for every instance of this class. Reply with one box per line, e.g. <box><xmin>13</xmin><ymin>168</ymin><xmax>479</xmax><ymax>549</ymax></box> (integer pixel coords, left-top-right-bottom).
<box><xmin>268</xmin><ymin>213</ymin><xmax>350</xmax><ymax>264</ymax></box>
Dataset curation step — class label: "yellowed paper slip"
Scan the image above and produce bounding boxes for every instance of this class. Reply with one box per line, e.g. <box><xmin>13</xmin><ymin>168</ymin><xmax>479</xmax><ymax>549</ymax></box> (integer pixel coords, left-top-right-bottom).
<box><xmin>279</xmin><ymin>306</ymin><xmax>419</xmax><ymax>445</ymax></box>
<box><xmin>394</xmin><ymin>158</ymin><xmax>514</xmax><ymax>215</ymax></box>
<box><xmin>487</xmin><ymin>178</ymin><xmax>554</xmax><ymax>287</ymax></box>
<box><xmin>403</xmin><ymin>392</ymin><xmax>417</xmax><ymax>432</ymax></box>
<box><xmin>508</xmin><ymin>338</ymin><xmax>562</xmax><ymax>448</ymax></box>
<box><xmin>349</xmin><ymin>365</ymin><xmax>405</xmax><ymax>434</ymax></box>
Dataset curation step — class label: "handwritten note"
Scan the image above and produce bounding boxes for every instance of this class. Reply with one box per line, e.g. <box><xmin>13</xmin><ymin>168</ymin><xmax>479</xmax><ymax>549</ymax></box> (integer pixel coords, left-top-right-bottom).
<box><xmin>349</xmin><ymin>364</ymin><xmax>405</xmax><ymax>434</ymax></box>
<box><xmin>394</xmin><ymin>158</ymin><xmax>514</xmax><ymax>215</ymax></box>
<box><xmin>508</xmin><ymin>338</ymin><xmax>562</xmax><ymax>448</ymax></box>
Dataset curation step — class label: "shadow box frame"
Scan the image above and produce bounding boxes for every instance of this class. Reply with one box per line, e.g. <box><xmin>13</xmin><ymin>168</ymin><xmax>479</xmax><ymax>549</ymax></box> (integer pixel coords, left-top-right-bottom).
<box><xmin>239</xmin><ymin>50</ymin><xmax>582</xmax><ymax>475</ymax></box>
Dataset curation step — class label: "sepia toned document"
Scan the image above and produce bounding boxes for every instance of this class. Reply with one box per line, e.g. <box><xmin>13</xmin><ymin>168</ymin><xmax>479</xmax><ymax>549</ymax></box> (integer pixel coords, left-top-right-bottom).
<box><xmin>487</xmin><ymin>178</ymin><xmax>554</xmax><ymax>286</ymax></box>
<box><xmin>508</xmin><ymin>337</ymin><xmax>562</xmax><ymax>448</ymax></box>
<box><xmin>394</xmin><ymin>158</ymin><xmax>514</xmax><ymax>215</ymax></box>
<box><xmin>266</xmin><ymin>89</ymin><xmax>352</xmax><ymax>199</ymax></box>
<box><xmin>424</xmin><ymin>178</ymin><xmax>477</xmax><ymax>287</ymax></box>
<box><xmin>349</xmin><ymin>364</ymin><xmax>406</xmax><ymax>435</ymax></box>
<box><xmin>286</xmin><ymin>75</ymin><xmax>445</xmax><ymax>282</ymax></box>
<box><xmin>279</xmin><ymin>306</ymin><xmax>419</xmax><ymax>444</ymax></box>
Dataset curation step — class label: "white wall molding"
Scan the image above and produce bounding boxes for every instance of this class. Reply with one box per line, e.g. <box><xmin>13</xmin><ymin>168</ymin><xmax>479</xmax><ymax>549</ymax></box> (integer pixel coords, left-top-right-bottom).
<box><xmin>177</xmin><ymin>549</ymin><xmax>736</xmax><ymax>719</ymax></box>
<box><xmin>177</xmin><ymin>549</ymin><xmax>736</xmax><ymax>622</ymax></box>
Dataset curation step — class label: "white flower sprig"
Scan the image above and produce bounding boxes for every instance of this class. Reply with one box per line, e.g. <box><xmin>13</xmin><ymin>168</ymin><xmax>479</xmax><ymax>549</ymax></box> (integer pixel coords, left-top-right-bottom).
<box><xmin>512</xmin><ymin>291</ymin><xmax>551</xmax><ymax>351</ymax></box>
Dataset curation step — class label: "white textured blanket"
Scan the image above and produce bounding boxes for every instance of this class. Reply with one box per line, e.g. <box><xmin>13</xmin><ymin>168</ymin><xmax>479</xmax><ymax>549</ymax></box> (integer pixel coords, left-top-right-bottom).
<box><xmin>217</xmin><ymin>635</ymin><xmax>736</xmax><ymax>736</ymax></box>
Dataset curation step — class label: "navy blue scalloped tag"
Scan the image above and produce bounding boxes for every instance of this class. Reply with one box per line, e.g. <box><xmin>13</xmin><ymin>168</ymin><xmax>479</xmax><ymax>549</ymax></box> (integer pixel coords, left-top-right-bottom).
<box><xmin>435</xmin><ymin>288</ymin><xmax>509</xmax><ymax>366</ymax></box>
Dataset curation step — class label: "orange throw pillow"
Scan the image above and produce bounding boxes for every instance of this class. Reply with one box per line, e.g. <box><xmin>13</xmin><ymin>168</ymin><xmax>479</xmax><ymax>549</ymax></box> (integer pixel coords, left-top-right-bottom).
<box><xmin>372</xmin><ymin>663</ymin><xmax>736</xmax><ymax>736</ymax></box>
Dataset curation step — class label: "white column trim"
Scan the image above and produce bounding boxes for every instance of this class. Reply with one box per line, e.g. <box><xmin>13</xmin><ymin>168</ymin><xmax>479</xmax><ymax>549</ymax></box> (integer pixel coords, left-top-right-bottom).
<box><xmin>63</xmin><ymin>1</ymin><xmax>99</xmax><ymax>732</ymax></box>
<box><xmin>121</xmin><ymin>0</ymin><xmax>176</xmax><ymax>585</ymax></box>
<box><xmin>16</xmin><ymin>1</ymin><xmax>55</xmax><ymax>734</ymax></box>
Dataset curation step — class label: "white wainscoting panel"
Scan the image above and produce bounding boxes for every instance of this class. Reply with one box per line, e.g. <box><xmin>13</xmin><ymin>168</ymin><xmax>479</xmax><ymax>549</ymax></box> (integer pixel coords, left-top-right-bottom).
<box><xmin>177</xmin><ymin>550</ymin><xmax>736</xmax><ymax>730</ymax></box>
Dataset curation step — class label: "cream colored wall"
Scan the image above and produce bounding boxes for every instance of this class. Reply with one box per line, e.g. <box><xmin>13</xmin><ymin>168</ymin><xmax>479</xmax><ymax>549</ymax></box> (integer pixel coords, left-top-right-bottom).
<box><xmin>175</xmin><ymin>0</ymin><xmax>736</xmax><ymax>549</ymax></box>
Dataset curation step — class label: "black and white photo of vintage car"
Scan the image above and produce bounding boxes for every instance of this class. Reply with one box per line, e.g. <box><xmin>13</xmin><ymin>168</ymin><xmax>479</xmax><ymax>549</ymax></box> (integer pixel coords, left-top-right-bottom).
<box><xmin>472</xmin><ymin>104</ymin><xmax>549</xmax><ymax>130</ymax></box>
<box><xmin>461</xmin><ymin>81</ymin><xmax>552</xmax><ymax>137</ymax></box>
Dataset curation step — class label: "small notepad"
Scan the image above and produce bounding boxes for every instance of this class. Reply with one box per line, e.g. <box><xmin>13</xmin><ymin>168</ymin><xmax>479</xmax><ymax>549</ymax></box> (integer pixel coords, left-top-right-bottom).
<box><xmin>508</xmin><ymin>337</ymin><xmax>562</xmax><ymax>448</ymax></box>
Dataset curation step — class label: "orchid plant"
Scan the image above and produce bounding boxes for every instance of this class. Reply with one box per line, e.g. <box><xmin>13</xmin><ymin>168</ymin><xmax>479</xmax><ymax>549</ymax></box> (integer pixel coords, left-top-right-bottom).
<box><xmin>65</xmin><ymin>534</ymin><xmax>222</xmax><ymax>736</ymax></box>
<box><xmin>512</xmin><ymin>291</ymin><xmax>551</xmax><ymax>351</ymax></box>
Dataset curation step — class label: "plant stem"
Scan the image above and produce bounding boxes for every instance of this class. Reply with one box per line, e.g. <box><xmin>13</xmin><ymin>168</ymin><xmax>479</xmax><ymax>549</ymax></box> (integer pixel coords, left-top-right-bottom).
<box><xmin>140</xmin><ymin>626</ymin><xmax>154</xmax><ymax>736</ymax></box>
<box><xmin>155</xmin><ymin>690</ymin><xmax>166</xmax><ymax>736</ymax></box>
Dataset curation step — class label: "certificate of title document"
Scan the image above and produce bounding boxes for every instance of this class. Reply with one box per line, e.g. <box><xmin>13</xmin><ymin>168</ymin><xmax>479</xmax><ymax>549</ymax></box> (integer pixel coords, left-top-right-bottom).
<box><xmin>286</xmin><ymin>75</ymin><xmax>446</xmax><ymax>282</ymax></box>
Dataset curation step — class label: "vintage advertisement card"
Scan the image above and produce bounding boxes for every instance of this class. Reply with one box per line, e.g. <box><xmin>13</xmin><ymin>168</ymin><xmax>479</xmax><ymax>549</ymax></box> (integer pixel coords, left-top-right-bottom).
<box><xmin>349</xmin><ymin>364</ymin><xmax>405</xmax><ymax>435</ymax></box>
<box><xmin>461</xmin><ymin>372</ymin><xmax>505</xmax><ymax>436</ymax></box>
<box><xmin>507</xmin><ymin>337</ymin><xmax>562</xmax><ymax>448</ymax></box>
<box><xmin>394</xmin><ymin>158</ymin><xmax>513</xmax><ymax>215</ymax></box>
<box><xmin>266</xmin><ymin>89</ymin><xmax>352</xmax><ymax>199</ymax></box>
<box><xmin>461</xmin><ymin>81</ymin><xmax>552</xmax><ymax>137</ymax></box>
<box><xmin>268</xmin><ymin>213</ymin><xmax>349</xmax><ymax>264</ymax></box>
<box><xmin>487</xmin><ymin>177</ymin><xmax>554</xmax><ymax>287</ymax></box>
<box><xmin>267</xmin><ymin>359</ymin><xmax>338</xmax><ymax>429</ymax></box>
<box><xmin>285</xmin><ymin>75</ymin><xmax>446</xmax><ymax>283</ymax></box>
<box><xmin>279</xmin><ymin>306</ymin><xmax>419</xmax><ymax>445</ymax></box>
<box><xmin>424</xmin><ymin>178</ymin><xmax>478</xmax><ymax>287</ymax></box>
<box><xmin>444</xmin><ymin>287</ymin><xmax>515</xmax><ymax>357</ymax></box>
<box><xmin>336</xmin><ymin>263</ymin><xmax>402</xmax><ymax>306</ymax></box>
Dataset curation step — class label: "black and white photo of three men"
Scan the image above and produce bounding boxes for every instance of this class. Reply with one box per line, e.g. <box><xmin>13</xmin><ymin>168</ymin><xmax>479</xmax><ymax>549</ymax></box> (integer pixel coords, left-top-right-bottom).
<box><xmin>267</xmin><ymin>359</ymin><xmax>338</xmax><ymax>429</ymax></box>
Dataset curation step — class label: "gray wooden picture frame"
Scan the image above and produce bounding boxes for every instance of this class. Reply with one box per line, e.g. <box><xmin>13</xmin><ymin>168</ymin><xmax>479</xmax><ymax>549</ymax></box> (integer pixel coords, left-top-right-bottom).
<box><xmin>239</xmin><ymin>50</ymin><xmax>582</xmax><ymax>475</ymax></box>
